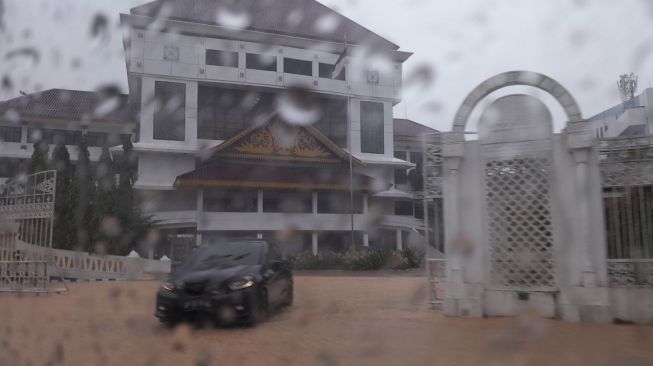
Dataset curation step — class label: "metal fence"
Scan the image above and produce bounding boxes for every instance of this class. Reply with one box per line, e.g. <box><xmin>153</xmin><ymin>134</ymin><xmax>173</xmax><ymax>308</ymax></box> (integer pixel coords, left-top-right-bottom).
<box><xmin>0</xmin><ymin>171</ymin><xmax>59</xmax><ymax>292</ymax></box>
<box><xmin>599</xmin><ymin>136</ymin><xmax>653</xmax><ymax>287</ymax></box>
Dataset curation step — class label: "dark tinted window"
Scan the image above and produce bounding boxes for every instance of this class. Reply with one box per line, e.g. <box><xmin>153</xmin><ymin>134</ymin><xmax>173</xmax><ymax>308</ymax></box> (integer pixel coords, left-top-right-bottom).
<box><xmin>28</xmin><ymin>128</ymin><xmax>83</xmax><ymax>145</ymax></box>
<box><xmin>395</xmin><ymin>168</ymin><xmax>408</xmax><ymax>185</ymax></box>
<box><xmin>179</xmin><ymin>242</ymin><xmax>264</xmax><ymax>271</ymax></box>
<box><xmin>246</xmin><ymin>53</ymin><xmax>277</xmax><ymax>72</ymax></box>
<box><xmin>360</xmin><ymin>101</ymin><xmax>384</xmax><ymax>154</ymax></box>
<box><xmin>198</xmin><ymin>86</ymin><xmax>276</xmax><ymax>140</ymax></box>
<box><xmin>409</xmin><ymin>151</ymin><xmax>424</xmax><ymax>191</ymax></box>
<box><xmin>267</xmin><ymin>243</ymin><xmax>283</xmax><ymax>261</ymax></box>
<box><xmin>314</xmin><ymin>97</ymin><xmax>348</xmax><ymax>147</ymax></box>
<box><xmin>0</xmin><ymin>158</ymin><xmax>21</xmax><ymax>178</ymax></box>
<box><xmin>206</xmin><ymin>49</ymin><xmax>239</xmax><ymax>67</ymax></box>
<box><xmin>317</xmin><ymin>192</ymin><xmax>363</xmax><ymax>214</ymax></box>
<box><xmin>153</xmin><ymin>81</ymin><xmax>186</xmax><ymax>141</ymax></box>
<box><xmin>319</xmin><ymin>63</ymin><xmax>346</xmax><ymax>80</ymax></box>
<box><xmin>284</xmin><ymin>57</ymin><xmax>312</xmax><ymax>76</ymax></box>
<box><xmin>263</xmin><ymin>190</ymin><xmax>312</xmax><ymax>213</ymax></box>
<box><xmin>394</xmin><ymin>201</ymin><xmax>414</xmax><ymax>216</ymax></box>
<box><xmin>204</xmin><ymin>189</ymin><xmax>258</xmax><ymax>213</ymax></box>
<box><xmin>0</xmin><ymin>126</ymin><xmax>22</xmax><ymax>143</ymax></box>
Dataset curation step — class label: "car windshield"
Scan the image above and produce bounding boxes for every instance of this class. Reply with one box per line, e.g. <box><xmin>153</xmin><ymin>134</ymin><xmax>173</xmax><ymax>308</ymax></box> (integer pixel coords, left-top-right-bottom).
<box><xmin>178</xmin><ymin>242</ymin><xmax>264</xmax><ymax>272</ymax></box>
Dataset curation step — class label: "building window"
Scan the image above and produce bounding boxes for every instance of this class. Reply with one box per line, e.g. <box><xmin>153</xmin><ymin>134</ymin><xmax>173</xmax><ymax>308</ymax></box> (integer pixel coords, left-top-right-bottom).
<box><xmin>153</xmin><ymin>81</ymin><xmax>186</xmax><ymax>141</ymax></box>
<box><xmin>409</xmin><ymin>151</ymin><xmax>424</xmax><ymax>191</ymax></box>
<box><xmin>0</xmin><ymin>158</ymin><xmax>21</xmax><ymax>178</ymax></box>
<box><xmin>394</xmin><ymin>151</ymin><xmax>408</xmax><ymax>185</ymax></box>
<box><xmin>198</xmin><ymin>86</ymin><xmax>276</xmax><ymax>140</ymax></box>
<box><xmin>206</xmin><ymin>49</ymin><xmax>239</xmax><ymax>67</ymax></box>
<box><xmin>394</xmin><ymin>201</ymin><xmax>414</xmax><ymax>216</ymax></box>
<box><xmin>0</xmin><ymin>126</ymin><xmax>22</xmax><ymax>143</ymax></box>
<box><xmin>317</xmin><ymin>192</ymin><xmax>363</xmax><ymax>214</ymax></box>
<box><xmin>313</xmin><ymin>97</ymin><xmax>348</xmax><ymax>147</ymax></box>
<box><xmin>263</xmin><ymin>190</ymin><xmax>312</xmax><ymax>213</ymax></box>
<box><xmin>246</xmin><ymin>53</ymin><xmax>277</xmax><ymax>72</ymax></box>
<box><xmin>204</xmin><ymin>189</ymin><xmax>258</xmax><ymax>213</ymax></box>
<box><xmin>360</xmin><ymin>101</ymin><xmax>384</xmax><ymax>154</ymax></box>
<box><xmin>28</xmin><ymin>128</ymin><xmax>83</xmax><ymax>146</ymax></box>
<box><xmin>283</xmin><ymin>57</ymin><xmax>312</xmax><ymax>76</ymax></box>
<box><xmin>318</xmin><ymin>63</ymin><xmax>345</xmax><ymax>80</ymax></box>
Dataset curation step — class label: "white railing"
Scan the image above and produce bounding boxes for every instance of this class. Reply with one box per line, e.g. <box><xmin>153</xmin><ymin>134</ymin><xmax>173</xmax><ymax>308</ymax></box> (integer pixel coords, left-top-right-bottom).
<box><xmin>607</xmin><ymin>259</ymin><xmax>653</xmax><ymax>287</ymax></box>
<box><xmin>10</xmin><ymin>240</ymin><xmax>170</xmax><ymax>281</ymax></box>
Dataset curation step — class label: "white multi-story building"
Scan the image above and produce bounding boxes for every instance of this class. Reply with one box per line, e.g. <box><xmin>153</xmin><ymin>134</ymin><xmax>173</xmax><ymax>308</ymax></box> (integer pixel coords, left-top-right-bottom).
<box><xmin>0</xmin><ymin>0</ymin><xmax>438</xmax><ymax>257</ymax></box>
<box><xmin>590</xmin><ymin>87</ymin><xmax>653</xmax><ymax>139</ymax></box>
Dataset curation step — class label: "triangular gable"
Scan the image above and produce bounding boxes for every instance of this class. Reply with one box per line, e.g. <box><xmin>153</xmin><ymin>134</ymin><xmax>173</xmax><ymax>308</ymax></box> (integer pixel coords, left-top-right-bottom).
<box><xmin>209</xmin><ymin>117</ymin><xmax>362</xmax><ymax>165</ymax></box>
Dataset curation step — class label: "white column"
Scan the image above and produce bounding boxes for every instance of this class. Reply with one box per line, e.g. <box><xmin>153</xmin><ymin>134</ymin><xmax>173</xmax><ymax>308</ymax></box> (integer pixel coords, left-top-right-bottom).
<box><xmin>20</xmin><ymin>124</ymin><xmax>27</xmax><ymax>147</ymax></box>
<box><xmin>185</xmin><ymin>81</ymin><xmax>198</xmax><ymax>145</ymax></box>
<box><xmin>312</xmin><ymin>191</ymin><xmax>318</xmax><ymax>214</ymax></box>
<box><xmin>573</xmin><ymin>149</ymin><xmax>596</xmax><ymax>287</ymax></box>
<box><xmin>363</xmin><ymin>233</ymin><xmax>369</xmax><ymax>247</ymax></box>
<box><xmin>567</xmin><ymin>121</ymin><xmax>599</xmax><ymax>287</ymax></box>
<box><xmin>312</xmin><ymin>232</ymin><xmax>318</xmax><ymax>255</ymax></box>
<box><xmin>257</xmin><ymin>189</ymin><xmax>263</xmax><ymax>213</ymax></box>
<box><xmin>363</xmin><ymin>192</ymin><xmax>368</xmax><ymax>214</ymax></box>
<box><xmin>396</xmin><ymin>229</ymin><xmax>403</xmax><ymax>251</ymax></box>
<box><xmin>140</xmin><ymin>77</ymin><xmax>155</xmax><ymax>143</ymax></box>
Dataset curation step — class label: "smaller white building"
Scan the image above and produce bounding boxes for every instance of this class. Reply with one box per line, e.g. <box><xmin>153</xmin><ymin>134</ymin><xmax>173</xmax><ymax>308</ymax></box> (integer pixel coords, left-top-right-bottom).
<box><xmin>590</xmin><ymin>87</ymin><xmax>653</xmax><ymax>139</ymax></box>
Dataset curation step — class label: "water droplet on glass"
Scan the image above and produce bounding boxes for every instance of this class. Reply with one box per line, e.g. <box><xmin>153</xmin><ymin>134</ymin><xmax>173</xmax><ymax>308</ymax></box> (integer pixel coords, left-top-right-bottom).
<box><xmin>276</xmin><ymin>87</ymin><xmax>322</xmax><ymax>126</ymax></box>
<box><xmin>215</xmin><ymin>7</ymin><xmax>251</xmax><ymax>30</ymax></box>
<box><xmin>4</xmin><ymin>47</ymin><xmax>40</xmax><ymax>66</ymax></box>
<box><xmin>404</xmin><ymin>63</ymin><xmax>437</xmax><ymax>91</ymax></box>
<box><xmin>1</xmin><ymin>75</ymin><xmax>12</xmax><ymax>91</ymax></box>
<box><xmin>314</xmin><ymin>14</ymin><xmax>340</xmax><ymax>34</ymax></box>
<box><xmin>90</xmin><ymin>13</ymin><xmax>111</xmax><ymax>48</ymax></box>
<box><xmin>286</xmin><ymin>9</ymin><xmax>303</xmax><ymax>27</ymax></box>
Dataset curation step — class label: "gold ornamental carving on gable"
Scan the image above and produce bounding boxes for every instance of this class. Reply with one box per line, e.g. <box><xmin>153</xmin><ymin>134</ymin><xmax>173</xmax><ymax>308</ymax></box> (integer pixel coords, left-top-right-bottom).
<box><xmin>234</xmin><ymin>122</ymin><xmax>331</xmax><ymax>159</ymax></box>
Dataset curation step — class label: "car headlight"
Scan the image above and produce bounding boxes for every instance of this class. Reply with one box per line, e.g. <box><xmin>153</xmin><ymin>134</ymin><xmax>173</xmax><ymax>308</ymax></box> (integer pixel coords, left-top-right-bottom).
<box><xmin>160</xmin><ymin>282</ymin><xmax>176</xmax><ymax>292</ymax></box>
<box><xmin>228</xmin><ymin>276</ymin><xmax>255</xmax><ymax>291</ymax></box>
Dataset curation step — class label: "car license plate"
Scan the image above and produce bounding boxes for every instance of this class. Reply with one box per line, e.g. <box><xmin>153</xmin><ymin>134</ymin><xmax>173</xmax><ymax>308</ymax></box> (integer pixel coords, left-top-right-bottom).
<box><xmin>183</xmin><ymin>299</ymin><xmax>211</xmax><ymax>310</ymax></box>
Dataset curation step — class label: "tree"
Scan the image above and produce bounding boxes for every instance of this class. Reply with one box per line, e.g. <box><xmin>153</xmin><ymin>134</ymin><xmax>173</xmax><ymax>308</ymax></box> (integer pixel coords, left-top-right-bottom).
<box><xmin>114</xmin><ymin>136</ymin><xmax>156</xmax><ymax>255</ymax></box>
<box><xmin>28</xmin><ymin>141</ymin><xmax>49</xmax><ymax>174</ymax></box>
<box><xmin>74</xmin><ymin>136</ymin><xmax>95</xmax><ymax>252</ymax></box>
<box><xmin>93</xmin><ymin>145</ymin><xmax>118</xmax><ymax>252</ymax></box>
<box><xmin>51</xmin><ymin>143</ymin><xmax>78</xmax><ymax>250</ymax></box>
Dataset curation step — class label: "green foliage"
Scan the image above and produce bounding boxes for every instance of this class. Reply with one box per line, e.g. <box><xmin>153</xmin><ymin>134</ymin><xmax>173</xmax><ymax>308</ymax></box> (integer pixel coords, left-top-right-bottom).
<box><xmin>28</xmin><ymin>142</ymin><xmax>49</xmax><ymax>174</ymax></box>
<box><xmin>73</xmin><ymin>137</ymin><xmax>95</xmax><ymax>252</ymax></box>
<box><xmin>289</xmin><ymin>248</ymin><xmax>425</xmax><ymax>271</ymax></box>
<box><xmin>400</xmin><ymin>247</ymin><xmax>425</xmax><ymax>268</ymax></box>
<box><xmin>92</xmin><ymin>146</ymin><xmax>118</xmax><ymax>252</ymax></box>
<box><xmin>51</xmin><ymin>143</ymin><xmax>78</xmax><ymax>250</ymax></box>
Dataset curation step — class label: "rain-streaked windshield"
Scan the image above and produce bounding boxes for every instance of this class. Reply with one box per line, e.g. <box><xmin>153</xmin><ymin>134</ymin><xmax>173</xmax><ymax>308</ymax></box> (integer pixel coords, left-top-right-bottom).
<box><xmin>179</xmin><ymin>242</ymin><xmax>264</xmax><ymax>272</ymax></box>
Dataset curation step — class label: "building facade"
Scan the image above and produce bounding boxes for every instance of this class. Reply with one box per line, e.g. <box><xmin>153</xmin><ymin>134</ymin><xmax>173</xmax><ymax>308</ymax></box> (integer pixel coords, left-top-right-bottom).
<box><xmin>0</xmin><ymin>0</ymin><xmax>437</xmax><ymax>257</ymax></box>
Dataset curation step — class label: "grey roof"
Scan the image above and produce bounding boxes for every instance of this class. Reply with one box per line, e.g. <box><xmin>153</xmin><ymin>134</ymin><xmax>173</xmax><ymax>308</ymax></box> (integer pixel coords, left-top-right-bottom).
<box><xmin>0</xmin><ymin>89</ymin><xmax>136</xmax><ymax>124</ymax></box>
<box><xmin>130</xmin><ymin>0</ymin><xmax>398</xmax><ymax>49</ymax></box>
<box><xmin>618</xmin><ymin>124</ymin><xmax>647</xmax><ymax>138</ymax></box>
<box><xmin>393</xmin><ymin>118</ymin><xmax>438</xmax><ymax>138</ymax></box>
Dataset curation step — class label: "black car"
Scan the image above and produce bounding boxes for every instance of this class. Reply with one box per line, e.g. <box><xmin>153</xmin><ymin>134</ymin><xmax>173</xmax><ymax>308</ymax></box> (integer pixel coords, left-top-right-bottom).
<box><xmin>155</xmin><ymin>240</ymin><xmax>293</xmax><ymax>326</ymax></box>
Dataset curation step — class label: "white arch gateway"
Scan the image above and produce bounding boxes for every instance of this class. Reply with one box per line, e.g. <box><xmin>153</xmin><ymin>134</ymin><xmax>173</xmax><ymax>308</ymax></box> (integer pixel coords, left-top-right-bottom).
<box><xmin>429</xmin><ymin>71</ymin><xmax>617</xmax><ymax>323</ymax></box>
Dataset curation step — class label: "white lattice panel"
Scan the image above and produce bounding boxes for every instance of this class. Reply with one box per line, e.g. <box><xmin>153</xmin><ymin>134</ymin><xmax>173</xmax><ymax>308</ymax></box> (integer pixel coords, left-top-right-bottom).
<box><xmin>484</xmin><ymin>156</ymin><xmax>556</xmax><ymax>290</ymax></box>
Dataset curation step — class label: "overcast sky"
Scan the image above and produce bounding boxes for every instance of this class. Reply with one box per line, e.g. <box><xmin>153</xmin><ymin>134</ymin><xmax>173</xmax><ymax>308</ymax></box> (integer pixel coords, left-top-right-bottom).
<box><xmin>1</xmin><ymin>0</ymin><xmax>652</xmax><ymax>131</ymax></box>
